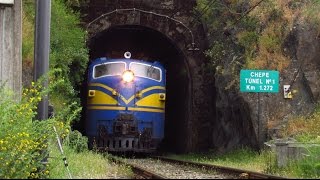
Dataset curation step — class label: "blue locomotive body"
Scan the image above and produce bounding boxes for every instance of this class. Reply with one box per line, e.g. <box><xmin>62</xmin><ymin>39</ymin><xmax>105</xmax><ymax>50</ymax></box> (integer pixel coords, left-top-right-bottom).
<box><xmin>85</xmin><ymin>54</ymin><xmax>166</xmax><ymax>152</ymax></box>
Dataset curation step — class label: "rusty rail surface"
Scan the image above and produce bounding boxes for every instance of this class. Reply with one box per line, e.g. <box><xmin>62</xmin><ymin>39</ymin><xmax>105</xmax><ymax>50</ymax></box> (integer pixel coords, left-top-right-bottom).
<box><xmin>152</xmin><ymin>156</ymin><xmax>288</xmax><ymax>179</ymax></box>
<box><xmin>110</xmin><ymin>157</ymin><xmax>167</xmax><ymax>179</ymax></box>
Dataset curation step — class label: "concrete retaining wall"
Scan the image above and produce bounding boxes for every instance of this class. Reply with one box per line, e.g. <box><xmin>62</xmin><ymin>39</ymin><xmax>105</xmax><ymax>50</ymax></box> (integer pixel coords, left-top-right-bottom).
<box><xmin>0</xmin><ymin>0</ymin><xmax>22</xmax><ymax>99</ymax></box>
<box><xmin>274</xmin><ymin>139</ymin><xmax>319</xmax><ymax>167</ymax></box>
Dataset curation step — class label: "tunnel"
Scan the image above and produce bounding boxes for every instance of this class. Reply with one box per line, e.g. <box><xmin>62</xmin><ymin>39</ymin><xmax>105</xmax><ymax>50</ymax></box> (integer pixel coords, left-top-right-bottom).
<box><xmin>79</xmin><ymin>25</ymin><xmax>192</xmax><ymax>153</ymax></box>
<box><xmin>74</xmin><ymin>1</ymin><xmax>261</xmax><ymax>153</ymax></box>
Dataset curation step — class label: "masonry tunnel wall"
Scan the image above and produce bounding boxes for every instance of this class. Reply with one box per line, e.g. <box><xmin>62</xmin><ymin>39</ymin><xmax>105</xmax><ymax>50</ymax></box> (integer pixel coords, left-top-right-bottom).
<box><xmin>75</xmin><ymin>0</ymin><xmax>259</xmax><ymax>153</ymax></box>
<box><xmin>78</xmin><ymin>25</ymin><xmax>193</xmax><ymax>153</ymax></box>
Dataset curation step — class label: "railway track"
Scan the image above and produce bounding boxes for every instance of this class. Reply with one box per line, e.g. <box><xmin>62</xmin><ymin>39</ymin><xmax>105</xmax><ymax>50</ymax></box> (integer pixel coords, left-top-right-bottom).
<box><xmin>110</xmin><ymin>155</ymin><xmax>288</xmax><ymax>179</ymax></box>
<box><xmin>110</xmin><ymin>156</ymin><xmax>167</xmax><ymax>179</ymax></box>
<box><xmin>152</xmin><ymin>156</ymin><xmax>288</xmax><ymax>179</ymax></box>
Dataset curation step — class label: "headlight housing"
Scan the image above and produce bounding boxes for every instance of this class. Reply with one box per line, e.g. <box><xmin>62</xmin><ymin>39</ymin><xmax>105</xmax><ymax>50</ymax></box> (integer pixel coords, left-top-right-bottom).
<box><xmin>122</xmin><ymin>70</ymin><xmax>134</xmax><ymax>83</ymax></box>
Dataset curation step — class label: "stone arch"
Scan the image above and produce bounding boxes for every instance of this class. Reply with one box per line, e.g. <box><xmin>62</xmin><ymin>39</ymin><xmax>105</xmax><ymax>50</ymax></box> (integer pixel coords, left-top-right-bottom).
<box><xmin>82</xmin><ymin>7</ymin><xmax>213</xmax><ymax>153</ymax></box>
<box><xmin>86</xmin><ymin>8</ymin><xmax>197</xmax><ymax>52</ymax></box>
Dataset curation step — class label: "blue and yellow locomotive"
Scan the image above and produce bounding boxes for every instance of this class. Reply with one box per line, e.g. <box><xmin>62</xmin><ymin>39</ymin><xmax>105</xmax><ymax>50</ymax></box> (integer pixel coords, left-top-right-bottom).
<box><xmin>85</xmin><ymin>52</ymin><xmax>166</xmax><ymax>152</ymax></box>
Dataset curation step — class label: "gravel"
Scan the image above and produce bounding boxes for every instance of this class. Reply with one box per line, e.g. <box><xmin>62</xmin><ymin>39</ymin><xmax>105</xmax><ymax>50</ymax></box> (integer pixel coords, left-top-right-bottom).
<box><xmin>123</xmin><ymin>158</ymin><xmax>237</xmax><ymax>179</ymax></box>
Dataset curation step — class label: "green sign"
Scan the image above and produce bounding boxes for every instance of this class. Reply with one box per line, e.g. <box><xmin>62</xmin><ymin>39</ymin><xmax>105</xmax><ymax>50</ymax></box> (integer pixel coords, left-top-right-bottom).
<box><xmin>240</xmin><ymin>70</ymin><xmax>279</xmax><ymax>93</ymax></box>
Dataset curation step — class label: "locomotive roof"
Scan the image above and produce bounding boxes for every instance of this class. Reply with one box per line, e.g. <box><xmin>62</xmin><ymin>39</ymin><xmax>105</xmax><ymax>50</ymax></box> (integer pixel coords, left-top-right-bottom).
<box><xmin>90</xmin><ymin>57</ymin><xmax>164</xmax><ymax>68</ymax></box>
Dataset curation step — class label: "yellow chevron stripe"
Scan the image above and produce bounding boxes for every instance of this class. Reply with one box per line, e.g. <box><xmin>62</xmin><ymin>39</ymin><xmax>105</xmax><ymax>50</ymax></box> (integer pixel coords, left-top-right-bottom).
<box><xmin>89</xmin><ymin>83</ymin><xmax>165</xmax><ymax>105</ymax></box>
<box><xmin>128</xmin><ymin>107</ymin><xmax>164</xmax><ymax>113</ymax></box>
<box><xmin>87</xmin><ymin>106</ymin><xmax>126</xmax><ymax>110</ymax></box>
<box><xmin>87</xmin><ymin>90</ymin><xmax>117</xmax><ymax>105</ymax></box>
<box><xmin>89</xmin><ymin>83</ymin><xmax>130</xmax><ymax>104</ymax></box>
<box><xmin>136</xmin><ymin>94</ymin><xmax>165</xmax><ymax>108</ymax></box>
<box><xmin>119</xmin><ymin>95</ymin><xmax>134</xmax><ymax>104</ymax></box>
<box><xmin>89</xmin><ymin>83</ymin><xmax>114</xmax><ymax>92</ymax></box>
<box><xmin>140</xmin><ymin>86</ymin><xmax>166</xmax><ymax>94</ymax></box>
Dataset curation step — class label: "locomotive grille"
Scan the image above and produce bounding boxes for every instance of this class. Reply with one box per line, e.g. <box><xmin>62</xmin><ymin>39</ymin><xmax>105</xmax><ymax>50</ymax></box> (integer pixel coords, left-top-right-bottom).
<box><xmin>118</xmin><ymin>113</ymin><xmax>134</xmax><ymax>121</ymax></box>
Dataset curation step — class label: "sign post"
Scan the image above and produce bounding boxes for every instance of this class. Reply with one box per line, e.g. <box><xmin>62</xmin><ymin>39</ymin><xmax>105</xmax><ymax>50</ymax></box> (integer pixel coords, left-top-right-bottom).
<box><xmin>34</xmin><ymin>0</ymin><xmax>51</xmax><ymax>120</ymax></box>
<box><xmin>240</xmin><ymin>69</ymin><xmax>279</xmax><ymax>147</ymax></box>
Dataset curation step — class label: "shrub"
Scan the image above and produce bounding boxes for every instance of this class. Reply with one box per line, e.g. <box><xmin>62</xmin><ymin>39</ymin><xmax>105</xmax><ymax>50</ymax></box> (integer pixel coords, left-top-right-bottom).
<box><xmin>285</xmin><ymin>146</ymin><xmax>320</xmax><ymax>178</ymax></box>
<box><xmin>22</xmin><ymin>0</ymin><xmax>88</xmax><ymax>118</ymax></box>
<box><xmin>0</xmin><ymin>77</ymin><xmax>82</xmax><ymax>179</ymax></box>
<box><xmin>66</xmin><ymin>130</ymin><xmax>88</xmax><ymax>153</ymax></box>
<box><xmin>0</xmin><ymin>83</ymin><xmax>55</xmax><ymax>179</ymax></box>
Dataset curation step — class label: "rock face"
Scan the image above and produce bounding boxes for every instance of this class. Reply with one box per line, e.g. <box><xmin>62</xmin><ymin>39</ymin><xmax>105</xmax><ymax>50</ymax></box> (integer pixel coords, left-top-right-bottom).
<box><xmin>266</xmin><ymin>23</ymin><xmax>320</xmax><ymax>139</ymax></box>
<box><xmin>211</xmin><ymin>42</ymin><xmax>261</xmax><ymax>151</ymax></box>
<box><xmin>294</xmin><ymin>24</ymin><xmax>320</xmax><ymax>102</ymax></box>
<box><xmin>213</xmin><ymin>22</ymin><xmax>320</xmax><ymax>151</ymax></box>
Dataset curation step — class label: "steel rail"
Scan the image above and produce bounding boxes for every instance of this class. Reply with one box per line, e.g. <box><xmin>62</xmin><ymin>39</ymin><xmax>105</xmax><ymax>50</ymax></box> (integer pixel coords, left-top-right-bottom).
<box><xmin>152</xmin><ymin>156</ymin><xmax>288</xmax><ymax>179</ymax></box>
<box><xmin>110</xmin><ymin>156</ymin><xmax>167</xmax><ymax>179</ymax></box>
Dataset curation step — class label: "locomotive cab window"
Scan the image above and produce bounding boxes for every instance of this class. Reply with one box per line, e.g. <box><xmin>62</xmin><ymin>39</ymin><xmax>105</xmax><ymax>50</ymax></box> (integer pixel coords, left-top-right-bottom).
<box><xmin>130</xmin><ymin>63</ymin><xmax>161</xmax><ymax>81</ymax></box>
<box><xmin>93</xmin><ymin>62</ymin><xmax>125</xmax><ymax>78</ymax></box>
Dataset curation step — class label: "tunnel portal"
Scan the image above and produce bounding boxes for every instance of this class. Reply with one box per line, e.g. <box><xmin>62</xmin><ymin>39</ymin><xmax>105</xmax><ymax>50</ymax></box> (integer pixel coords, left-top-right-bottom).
<box><xmin>88</xmin><ymin>25</ymin><xmax>191</xmax><ymax>152</ymax></box>
<box><xmin>77</xmin><ymin>0</ymin><xmax>216</xmax><ymax>153</ymax></box>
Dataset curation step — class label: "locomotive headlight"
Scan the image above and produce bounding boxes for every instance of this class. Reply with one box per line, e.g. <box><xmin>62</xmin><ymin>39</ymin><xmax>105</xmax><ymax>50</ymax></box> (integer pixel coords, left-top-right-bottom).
<box><xmin>159</xmin><ymin>93</ymin><xmax>166</xmax><ymax>101</ymax></box>
<box><xmin>122</xmin><ymin>70</ymin><xmax>134</xmax><ymax>83</ymax></box>
<box><xmin>88</xmin><ymin>90</ymin><xmax>95</xmax><ymax>97</ymax></box>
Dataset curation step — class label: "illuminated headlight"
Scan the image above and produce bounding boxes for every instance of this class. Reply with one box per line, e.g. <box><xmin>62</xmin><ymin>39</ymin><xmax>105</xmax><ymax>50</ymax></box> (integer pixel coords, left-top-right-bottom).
<box><xmin>122</xmin><ymin>70</ymin><xmax>134</xmax><ymax>83</ymax></box>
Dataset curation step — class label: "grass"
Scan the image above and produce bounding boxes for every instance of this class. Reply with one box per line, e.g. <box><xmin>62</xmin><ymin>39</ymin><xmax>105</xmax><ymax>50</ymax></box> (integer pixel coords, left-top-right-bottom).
<box><xmin>166</xmin><ymin>106</ymin><xmax>320</xmax><ymax>179</ymax></box>
<box><xmin>48</xmin><ymin>142</ymin><xmax>134</xmax><ymax>179</ymax></box>
<box><xmin>166</xmin><ymin>147</ymin><xmax>276</xmax><ymax>173</ymax></box>
<box><xmin>281</xmin><ymin>106</ymin><xmax>320</xmax><ymax>142</ymax></box>
<box><xmin>166</xmin><ymin>147</ymin><xmax>312</xmax><ymax>178</ymax></box>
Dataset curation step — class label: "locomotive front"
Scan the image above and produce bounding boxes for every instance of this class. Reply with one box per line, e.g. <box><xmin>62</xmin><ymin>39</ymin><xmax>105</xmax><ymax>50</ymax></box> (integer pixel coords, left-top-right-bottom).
<box><xmin>85</xmin><ymin>52</ymin><xmax>166</xmax><ymax>152</ymax></box>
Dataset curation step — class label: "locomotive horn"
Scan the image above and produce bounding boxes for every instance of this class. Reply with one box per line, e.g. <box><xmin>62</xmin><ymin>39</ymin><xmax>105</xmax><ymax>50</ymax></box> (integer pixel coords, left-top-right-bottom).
<box><xmin>124</xmin><ymin>51</ymin><xmax>131</xmax><ymax>59</ymax></box>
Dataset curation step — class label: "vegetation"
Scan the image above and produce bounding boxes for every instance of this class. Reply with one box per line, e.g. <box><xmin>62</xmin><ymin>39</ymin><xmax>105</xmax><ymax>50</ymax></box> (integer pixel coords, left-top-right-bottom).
<box><xmin>167</xmin><ymin>147</ymin><xmax>276</xmax><ymax>174</ymax></box>
<box><xmin>0</xmin><ymin>84</ymin><xmax>133</xmax><ymax>179</ymax></box>
<box><xmin>0</xmin><ymin>83</ymin><xmax>52</xmax><ymax>179</ymax></box>
<box><xmin>0</xmin><ymin>78</ymin><xmax>76</xmax><ymax>178</ymax></box>
<box><xmin>178</xmin><ymin>0</ymin><xmax>320</xmax><ymax>178</ymax></box>
<box><xmin>48</xmin><ymin>144</ymin><xmax>133</xmax><ymax>179</ymax></box>
<box><xmin>0</xmin><ymin>0</ymin><xmax>127</xmax><ymax>179</ymax></box>
<box><xmin>168</xmin><ymin>144</ymin><xmax>320</xmax><ymax>178</ymax></box>
<box><xmin>2</xmin><ymin>0</ymin><xmax>319</xmax><ymax>178</ymax></box>
<box><xmin>281</xmin><ymin>105</ymin><xmax>320</xmax><ymax>142</ymax></box>
<box><xmin>275</xmin><ymin>105</ymin><xmax>320</xmax><ymax>178</ymax></box>
<box><xmin>197</xmin><ymin>0</ymin><xmax>320</xmax><ymax>90</ymax></box>
<box><xmin>166</xmin><ymin>104</ymin><xmax>320</xmax><ymax>178</ymax></box>
<box><xmin>22</xmin><ymin>0</ymin><xmax>88</xmax><ymax>143</ymax></box>
<box><xmin>2</xmin><ymin>0</ymin><xmax>130</xmax><ymax>177</ymax></box>
<box><xmin>22</xmin><ymin>0</ymin><xmax>88</xmax><ymax>111</ymax></box>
